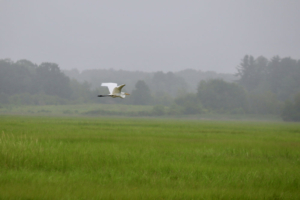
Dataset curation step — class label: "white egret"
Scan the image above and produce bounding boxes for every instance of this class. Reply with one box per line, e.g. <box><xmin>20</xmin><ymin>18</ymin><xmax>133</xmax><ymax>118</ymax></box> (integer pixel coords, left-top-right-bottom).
<box><xmin>98</xmin><ymin>83</ymin><xmax>130</xmax><ymax>99</ymax></box>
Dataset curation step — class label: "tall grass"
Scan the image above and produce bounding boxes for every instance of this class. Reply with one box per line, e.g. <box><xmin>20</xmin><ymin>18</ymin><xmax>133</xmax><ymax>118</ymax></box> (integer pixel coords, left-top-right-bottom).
<box><xmin>0</xmin><ymin>116</ymin><xmax>299</xmax><ymax>199</ymax></box>
<box><xmin>0</xmin><ymin>104</ymin><xmax>281</xmax><ymax>121</ymax></box>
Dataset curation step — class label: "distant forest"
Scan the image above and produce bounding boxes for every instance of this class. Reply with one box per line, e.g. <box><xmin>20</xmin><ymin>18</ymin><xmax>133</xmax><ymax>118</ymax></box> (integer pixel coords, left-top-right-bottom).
<box><xmin>0</xmin><ymin>55</ymin><xmax>300</xmax><ymax>121</ymax></box>
<box><xmin>64</xmin><ymin>68</ymin><xmax>236</xmax><ymax>94</ymax></box>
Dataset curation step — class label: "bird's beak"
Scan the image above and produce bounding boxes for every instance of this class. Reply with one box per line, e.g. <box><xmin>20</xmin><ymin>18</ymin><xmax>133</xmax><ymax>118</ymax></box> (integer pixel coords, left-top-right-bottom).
<box><xmin>125</xmin><ymin>93</ymin><xmax>130</xmax><ymax>95</ymax></box>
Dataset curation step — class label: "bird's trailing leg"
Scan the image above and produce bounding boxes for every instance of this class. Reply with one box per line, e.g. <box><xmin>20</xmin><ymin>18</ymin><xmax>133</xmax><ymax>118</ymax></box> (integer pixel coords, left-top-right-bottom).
<box><xmin>97</xmin><ymin>95</ymin><xmax>111</xmax><ymax>97</ymax></box>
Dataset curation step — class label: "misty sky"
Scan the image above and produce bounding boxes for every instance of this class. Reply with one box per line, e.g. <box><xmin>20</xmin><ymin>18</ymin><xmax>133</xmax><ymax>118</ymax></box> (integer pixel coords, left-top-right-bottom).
<box><xmin>1</xmin><ymin>1</ymin><xmax>300</xmax><ymax>73</ymax></box>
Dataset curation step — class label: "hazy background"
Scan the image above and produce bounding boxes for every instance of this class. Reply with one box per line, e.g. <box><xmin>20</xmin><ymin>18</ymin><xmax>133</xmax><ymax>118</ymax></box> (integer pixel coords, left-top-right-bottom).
<box><xmin>1</xmin><ymin>0</ymin><xmax>300</xmax><ymax>73</ymax></box>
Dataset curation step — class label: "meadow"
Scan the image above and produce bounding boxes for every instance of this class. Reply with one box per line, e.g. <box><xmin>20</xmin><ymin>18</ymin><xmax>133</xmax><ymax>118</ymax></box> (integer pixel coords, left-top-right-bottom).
<box><xmin>0</xmin><ymin>104</ymin><xmax>281</xmax><ymax>121</ymax></box>
<box><xmin>0</xmin><ymin>104</ymin><xmax>153</xmax><ymax>116</ymax></box>
<box><xmin>0</xmin><ymin>115</ymin><xmax>299</xmax><ymax>199</ymax></box>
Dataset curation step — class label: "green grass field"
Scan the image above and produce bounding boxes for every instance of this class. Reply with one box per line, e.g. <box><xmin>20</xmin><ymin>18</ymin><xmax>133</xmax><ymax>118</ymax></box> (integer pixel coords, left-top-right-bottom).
<box><xmin>0</xmin><ymin>115</ymin><xmax>299</xmax><ymax>199</ymax></box>
<box><xmin>0</xmin><ymin>104</ymin><xmax>281</xmax><ymax>121</ymax></box>
<box><xmin>0</xmin><ymin>104</ymin><xmax>153</xmax><ymax>116</ymax></box>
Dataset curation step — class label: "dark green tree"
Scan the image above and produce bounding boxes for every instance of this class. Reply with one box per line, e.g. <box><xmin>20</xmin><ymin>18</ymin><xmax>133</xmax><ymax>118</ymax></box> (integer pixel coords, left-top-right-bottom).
<box><xmin>236</xmin><ymin>55</ymin><xmax>300</xmax><ymax>102</ymax></box>
<box><xmin>197</xmin><ymin>79</ymin><xmax>248</xmax><ymax>113</ymax></box>
<box><xmin>0</xmin><ymin>59</ymin><xmax>35</xmax><ymax>95</ymax></box>
<box><xmin>268</xmin><ymin>57</ymin><xmax>300</xmax><ymax>101</ymax></box>
<box><xmin>36</xmin><ymin>62</ymin><xmax>73</xmax><ymax>99</ymax></box>
<box><xmin>130</xmin><ymin>80</ymin><xmax>152</xmax><ymax>105</ymax></box>
<box><xmin>236</xmin><ymin>55</ymin><xmax>268</xmax><ymax>91</ymax></box>
<box><xmin>174</xmin><ymin>93</ymin><xmax>204</xmax><ymax>114</ymax></box>
<box><xmin>281</xmin><ymin>93</ymin><xmax>300</xmax><ymax>121</ymax></box>
<box><xmin>0</xmin><ymin>59</ymin><xmax>106</xmax><ymax>105</ymax></box>
<box><xmin>247</xmin><ymin>91</ymin><xmax>282</xmax><ymax>114</ymax></box>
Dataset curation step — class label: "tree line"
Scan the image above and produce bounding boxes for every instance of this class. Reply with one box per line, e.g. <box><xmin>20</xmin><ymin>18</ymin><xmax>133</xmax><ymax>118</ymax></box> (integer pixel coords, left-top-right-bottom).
<box><xmin>63</xmin><ymin>68</ymin><xmax>236</xmax><ymax>94</ymax></box>
<box><xmin>236</xmin><ymin>55</ymin><xmax>300</xmax><ymax>121</ymax></box>
<box><xmin>0</xmin><ymin>56</ymin><xmax>299</xmax><ymax>121</ymax></box>
<box><xmin>0</xmin><ymin>59</ymin><xmax>98</xmax><ymax>105</ymax></box>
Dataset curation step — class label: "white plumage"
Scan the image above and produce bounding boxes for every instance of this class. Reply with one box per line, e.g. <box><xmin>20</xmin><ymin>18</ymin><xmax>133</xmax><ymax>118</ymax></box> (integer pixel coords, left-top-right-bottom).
<box><xmin>98</xmin><ymin>83</ymin><xmax>130</xmax><ymax>99</ymax></box>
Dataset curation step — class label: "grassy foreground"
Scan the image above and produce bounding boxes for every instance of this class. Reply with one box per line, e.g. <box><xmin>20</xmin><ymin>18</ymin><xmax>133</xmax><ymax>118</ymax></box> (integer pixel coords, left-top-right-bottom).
<box><xmin>0</xmin><ymin>116</ymin><xmax>299</xmax><ymax>199</ymax></box>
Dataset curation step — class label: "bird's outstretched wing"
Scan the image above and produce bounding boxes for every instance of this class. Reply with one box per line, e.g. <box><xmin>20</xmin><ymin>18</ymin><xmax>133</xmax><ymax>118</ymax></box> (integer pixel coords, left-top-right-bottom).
<box><xmin>113</xmin><ymin>84</ymin><xmax>126</xmax><ymax>94</ymax></box>
<box><xmin>101</xmin><ymin>83</ymin><xmax>117</xmax><ymax>94</ymax></box>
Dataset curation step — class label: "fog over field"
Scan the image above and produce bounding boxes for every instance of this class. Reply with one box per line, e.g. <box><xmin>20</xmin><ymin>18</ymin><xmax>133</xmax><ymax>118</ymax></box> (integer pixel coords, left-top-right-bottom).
<box><xmin>1</xmin><ymin>1</ymin><xmax>300</xmax><ymax>73</ymax></box>
<box><xmin>2</xmin><ymin>2</ymin><xmax>300</xmax><ymax>199</ymax></box>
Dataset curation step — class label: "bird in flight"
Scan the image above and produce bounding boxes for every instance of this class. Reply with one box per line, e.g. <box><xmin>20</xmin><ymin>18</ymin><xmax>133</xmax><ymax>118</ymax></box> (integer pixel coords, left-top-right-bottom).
<box><xmin>98</xmin><ymin>83</ymin><xmax>130</xmax><ymax>99</ymax></box>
